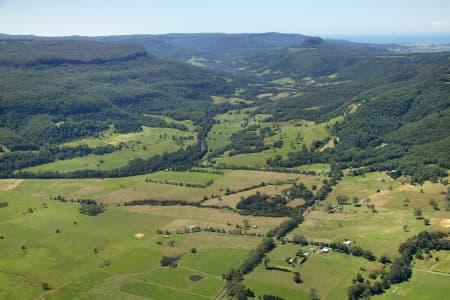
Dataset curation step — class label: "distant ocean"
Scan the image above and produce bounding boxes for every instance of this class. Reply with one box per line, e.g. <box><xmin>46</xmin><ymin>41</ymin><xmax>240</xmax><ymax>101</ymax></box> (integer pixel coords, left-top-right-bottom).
<box><xmin>322</xmin><ymin>32</ymin><xmax>450</xmax><ymax>44</ymax></box>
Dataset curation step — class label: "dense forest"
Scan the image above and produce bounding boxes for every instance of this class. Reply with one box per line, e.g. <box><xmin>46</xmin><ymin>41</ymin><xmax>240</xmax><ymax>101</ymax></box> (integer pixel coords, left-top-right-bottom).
<box><xmin>0</xmin><ymin>39</ymin><xmax>234</xmax><ymax>142</ymax></box>
<box><xmin>242</xmin><ymin>41</ymin><xmax>449</xmax><ymax>182</ymax></box>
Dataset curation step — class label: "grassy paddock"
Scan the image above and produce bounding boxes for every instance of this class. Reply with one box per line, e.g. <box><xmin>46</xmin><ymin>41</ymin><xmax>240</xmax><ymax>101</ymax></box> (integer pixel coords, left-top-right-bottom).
<box><xmin>374</xmin><ymin>270</ymin><xmax>450</xmax><ymax>300</ymax></box>
<box><xmin>122</xmin><ymin>205</ymin><xmax>286</xmax><ymax>234</ymax></box>
<box><xmin>93</xmin><ymin>170</ymin><xmax>324</xmax><ymax>203</ymax></box>
<box><xmin>288</xmin><ymin>172</ymin><xmax>449</xmax><ymax>257</ymax></box>
<box><xmin>4</xmin><ymin>170</ymin><xmax>323</xmax><ymax>204</ymax></box>
<box><xmin>244</xmin><ymin>246</ymin><xmax>370</xmax><ymax>300</ymax></box>
<box><xmin>0</xmin><ymin>181</ymin><xmax>281</xmax><ymax>300</ymax></box>
<box><xmin>203</xmin><ymin>184</ymin><xmax>292</xmax><ymax>208</ymax></box>
<box><xmin>23</xmin><ymin>126</ymin><xmax>196</xmax><ymax>173</ymax></box>
<box><xmin>205</xmin><ymin>108</ymin><xmax>270</xmax><ymax>153</ymax></box>
<box><xmin>213</xmin><ymin>120</ymin><xmax>331</xmax><ymax>168</ymax></box>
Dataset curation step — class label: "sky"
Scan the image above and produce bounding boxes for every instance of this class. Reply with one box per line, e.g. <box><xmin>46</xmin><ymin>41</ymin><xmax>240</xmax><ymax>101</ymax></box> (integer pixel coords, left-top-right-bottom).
<box><xmin>1</xmin><ymin>0</ymin><xmax>449</xmax><ymax>37</ymax></box>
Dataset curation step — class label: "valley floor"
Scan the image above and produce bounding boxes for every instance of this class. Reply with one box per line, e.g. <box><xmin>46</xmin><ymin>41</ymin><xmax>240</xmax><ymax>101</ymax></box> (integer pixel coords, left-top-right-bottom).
<box><xmin>0</xmin><ymin>170</ymin><xmax>448</xmax><ymax>300</ymax></box>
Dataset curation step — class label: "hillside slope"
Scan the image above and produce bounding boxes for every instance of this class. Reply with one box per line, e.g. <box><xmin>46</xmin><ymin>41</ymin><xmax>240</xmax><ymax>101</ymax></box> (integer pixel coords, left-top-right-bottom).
<box><xmin>242</xmin><ymin>40</ymin><xmax>450</xmax><ymax>181</ymax></box>
<box><xmin>0</xmin><ymin>39</ymin><xmax>233</xmax><ymax>148</ymax></box>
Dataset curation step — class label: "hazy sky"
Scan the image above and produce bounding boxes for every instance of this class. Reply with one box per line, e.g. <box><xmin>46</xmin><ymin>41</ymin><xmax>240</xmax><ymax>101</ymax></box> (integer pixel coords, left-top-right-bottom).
<box><xmin>1</xmin><ymin>0</ymin><xmax>449</xmax><ymax>36</ymax></box>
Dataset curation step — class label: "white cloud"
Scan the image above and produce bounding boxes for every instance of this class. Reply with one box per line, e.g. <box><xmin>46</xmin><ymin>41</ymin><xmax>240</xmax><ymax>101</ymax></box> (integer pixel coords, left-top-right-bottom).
<box><xmin>431</xmin><ymin>21</ymin><xmax>450</xmax><ymax>27</ymax></box>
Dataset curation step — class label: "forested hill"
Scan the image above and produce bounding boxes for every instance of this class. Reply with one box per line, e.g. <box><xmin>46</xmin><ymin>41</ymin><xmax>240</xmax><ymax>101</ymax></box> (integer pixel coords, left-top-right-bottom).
<box><xmin>241</xmin><ymin>40</ymin><xmax>450</xmax><ymax>182</ymax></box>
<box><xmin>90</xmin><ymin>33</ymin><xmax>392</xmax><ymax>72</ymax></box>
<box><xmin>0</xmin><ymin>33</ymin><xmax>319</xmax><ymax>72</ymax></box>
<box><xmin>0</xmin><ymin>39</ymin><xmax>146</xmax><ymax>65</ymax></box>
<box><xmin>0</xmin><ymin>39</ymin><xmax>234</xmax><ymax>151</ymax></box>
<box><xmin>96</xmin><ymin>33</ymin><xmax>315</xmax><ymax>71</ymax></box>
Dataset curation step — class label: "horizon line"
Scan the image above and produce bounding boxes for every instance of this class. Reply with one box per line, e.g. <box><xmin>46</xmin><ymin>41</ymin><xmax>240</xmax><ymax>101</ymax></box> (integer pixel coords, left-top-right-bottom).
<box><xmin>1</xmin><ymin>31</ymin><xmax>450</xmax><ymax>39</ymax></box>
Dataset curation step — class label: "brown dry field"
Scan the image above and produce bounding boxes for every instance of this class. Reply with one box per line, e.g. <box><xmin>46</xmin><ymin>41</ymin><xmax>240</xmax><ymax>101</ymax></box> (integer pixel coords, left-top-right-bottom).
<box><xmin>287</xmin><ymin>199</ymin><xmax>306</xmax><ymax>208</ymax></box>
<box><xmin>0</xmin><ymin>179</ymin><xmax>23</xmax><ymax>191</ymax></box>
<box><xmin>121</xmin><ymin>205</ymin><xmax>287</xmax><ymax>234</ymax></box>
<box><xmin>440</xmin><ymin>218</ymin><xmax>450</xmax><ymax>229</ymax></box>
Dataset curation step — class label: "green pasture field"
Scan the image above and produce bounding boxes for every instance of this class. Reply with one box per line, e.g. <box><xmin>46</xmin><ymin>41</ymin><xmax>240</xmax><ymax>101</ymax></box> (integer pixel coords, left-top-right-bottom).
<box><xmin>292</xmin><ymin>163</ymin><xmax>331</xmax><ymax>175</ymax></box>
<box><xmin>1</xmin><ymin>169</ymin><xmax>447</xmax><ymax>300</ymax></box>
<box><xmin>413</xmin><ymin>250</ymin><xmax>450</xmax><ymax>274</ymax></box>
<box><xmin>0</xmin><ymin>170</ymin><xmax>323</xmax><ymax>205</ymax></box>
<box><xmin>244</xmin><ymin>246</ymin><xmax>371</xmax><ymax>300</ymax></box>
<box><xmin>11</xmin><ymin>169</ymin><xmax>322</xmax><ymax>203</ymax></box>
<box><xmin>205</xmin><ymin>108</ymin><xmax>272</xmax><ymax>154</ymax></box>
<box><xmin>374</xmin><ymin>270</ymin><xmax>450</xmax><ymax>300</ymax></box>
<box><xmin>214</xmin><ymin>151</ymin><xmax>271</xmax><ymax>168</ymax></box>
<box><xmin>273</xmin><ymin>120</ymin><xmax>330</xmax><ymax>152</ymax></box>
<box><xmin>145</xmin><ymin>170</ymin><xmax>222</xmax><ymax>185</ymax></box>
<box><xmin>213</xmin><ymin>119</ymin><xmax>330</xmax><ymax>168</ymax></box>
<box><xmin>145</xmin><ymin>115</ymin><xmax>196</xmax><ymax>132</ymax></box>
<box><xmin>122</xmin><ymin>205</ymin><xmax>286</xmax><ymax>235</ymax></box>
<box><xmin>287</xmin><ymin>172</ymin><xmax>450</xmax><ymax>258</ymax></box>
<box><xmin>99</xmin><ymin>170</ymin><xmax>323</xmax><ymax>203</ymax></box>
<box><xmin>0</xmin><ymin>178</ymin><xmax>280</xmax><ymax>300</ymax></box>
<box><xmin>22</xmin><ymin>126</ymin><xmax>196</xmax><ymax>173</ymax></box>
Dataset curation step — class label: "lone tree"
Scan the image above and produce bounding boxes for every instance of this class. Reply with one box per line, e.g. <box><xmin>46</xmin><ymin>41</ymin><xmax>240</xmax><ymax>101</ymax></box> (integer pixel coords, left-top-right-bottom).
<box><xmin>414</xmin><ymin>208</ymin><xmax>423</xmax><ymax>219</ymax></box>
<box><xmin>160</xmin><ymin>256</ymin><xmax>178</xmax><ymax>268</ymax></box>
<box><xmin>403</xmin><ymin>197</ymin><xmax>410</xmax><ymax>206</ymax></box>
<box><xmin>429</xmin><ymin>199</ymin><xmax>439</xmax><ymax>210</ymax></box>
<box><xmin>293</xmin><ymin>271</ymin><xmax>302</xmax><ymax>283</ymax></box>
<box><xmin>310</xmin><ymin>288</ymin><xmax>320</xmax><ymax>300</ymax></box>
<box><xmin>264</xmin><ymin>255</ymin><xmax>271</xmax><ymax>270</ymax></box>
<box><xmin>42</xmin><ymin>282</ymin><xmax>51</xmax><ymax>291</ymax></box>
<box><xmin>379</xmin><ymin>254</ymin><xmax>391</xmax><ymax>264</ymax></box>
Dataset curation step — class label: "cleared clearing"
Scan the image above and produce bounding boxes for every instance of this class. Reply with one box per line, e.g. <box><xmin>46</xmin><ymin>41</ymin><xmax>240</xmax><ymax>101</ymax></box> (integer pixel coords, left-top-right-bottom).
<box><xmin>22</xmin><ymin>126</ymin><xmax>196</xmax><ymax>173</ymax></box>
<box><xmin>213</xmin><ymin>119</ymin><xmax>331</xmax><ymax>169</ymax></box>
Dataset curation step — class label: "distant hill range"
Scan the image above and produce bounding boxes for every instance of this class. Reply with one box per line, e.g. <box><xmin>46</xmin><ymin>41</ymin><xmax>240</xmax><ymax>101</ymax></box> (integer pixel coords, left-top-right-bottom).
<box><xmin>0</xmin><ymin>32</ymin><xmax>394</xmax><ymax>71</ymax></box>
